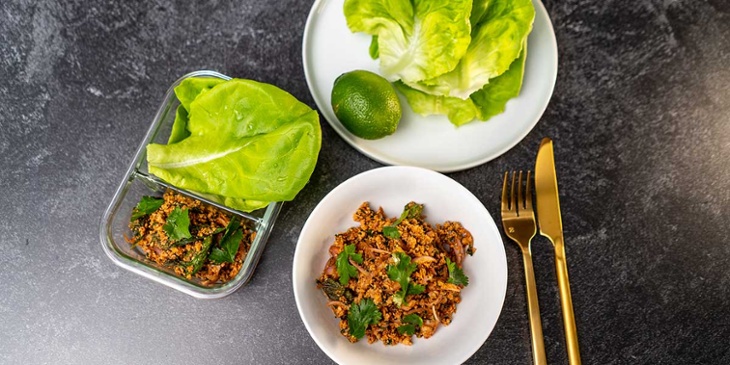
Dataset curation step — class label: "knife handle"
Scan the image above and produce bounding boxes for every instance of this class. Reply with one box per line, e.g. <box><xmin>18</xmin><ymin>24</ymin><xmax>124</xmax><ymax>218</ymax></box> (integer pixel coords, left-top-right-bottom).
<box><xmin>521</xmin><ymin>247</ymin><xmax>547</xmax><ymax>365</ymax></box>
<box><xmin>554</xmin><ymin>237</ymin><xmax>581</xmax><ymax>365</ymax></box>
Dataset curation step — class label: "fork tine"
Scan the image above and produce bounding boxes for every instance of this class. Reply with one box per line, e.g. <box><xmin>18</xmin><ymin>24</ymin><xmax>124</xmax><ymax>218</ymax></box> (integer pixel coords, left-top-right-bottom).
<box><xmin>510</xmin><ymin>171</ymin><xmax>517</xmax><ymax>214</ymax></box>
<box><xmin>518</xmin><ymin>171</ymin><xmax>524</xmax><ymax>210</ymax></box>
<box><xmin>501</xmin><ymin>171</ymin><xmax>509</xmax><ymax>212</ymax></box>
<box><xmin>525</xmin><ymin>170</ymin><xmax>533</xmax><ymax>210</ymax></box>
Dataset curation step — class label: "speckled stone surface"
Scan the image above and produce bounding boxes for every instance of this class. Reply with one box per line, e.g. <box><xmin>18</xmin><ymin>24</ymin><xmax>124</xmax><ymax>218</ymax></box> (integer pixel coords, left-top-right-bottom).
<box><xmin>1</xmin><ymin>0</ymin><xmax>729</xmax><ymax>364</ymax></box>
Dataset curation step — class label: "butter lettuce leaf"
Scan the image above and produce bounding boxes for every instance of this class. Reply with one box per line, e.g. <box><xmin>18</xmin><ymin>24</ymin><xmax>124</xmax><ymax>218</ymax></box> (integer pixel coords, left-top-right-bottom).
<box><xmin>469</xmin><ymin>0</ymin><xmax>492</xmax><ymax>27</ymax></box>
<box><xmin>368</xmin><ymin>36</ymin><xmax>379</xmax><ymax>60</ymax></box>
<box><xmin>394</xmin><ymin>81</ymin><xmax>478</xmax><ymax>126</ymax></box>
<box><xmin>405</xmin><ymin>0</ymin><xmax>534</xmax><ymax>99</ymax></box>
<box><xmin>168</xmin><ymin>105</ymin><xmax>190</xmax><ymax>144</ymax></box>
<box><xmin>394</xmin><ymin>43</ymin><xmax>527</xmax><ymax>126</ymax></box>
<box><xmin>169</xmin><ymin>77</ymin><xmax>225</xmax><ymax>144</ymax></box>
<box><xmin>147</xmin><ymin>79</ymin><xmax>321</xmax><ymax>211</ymax></box>
<box><xmin>344</xmin><ymin>0</ymin><xmax>472</xmax><ymax>83</ymax></box>
<box><xmin>192</xmin><ymin>191</ymin><xmax>271</xmax><ymax>213</ymax></box>
<box><xmin>174</xmin><ymin>77</ymin><xmax>225</xmax><ymax>112</ymax></box>
<box><xmin>470</xmin><ymin>41</ymin><xmax>527</xmax><ymax>121</ymax></box>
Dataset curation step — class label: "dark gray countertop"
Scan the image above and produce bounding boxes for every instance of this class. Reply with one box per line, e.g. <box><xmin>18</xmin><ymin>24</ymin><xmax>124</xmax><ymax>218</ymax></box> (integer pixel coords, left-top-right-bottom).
<box><xmin>1</xmin><ymin>0</ymin><xmax>729</xmax><ymax>364</ymax></box>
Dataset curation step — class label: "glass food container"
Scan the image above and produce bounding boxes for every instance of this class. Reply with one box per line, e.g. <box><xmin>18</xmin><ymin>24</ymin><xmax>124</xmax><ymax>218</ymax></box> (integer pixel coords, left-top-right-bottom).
<box><xmin>100</xmin><ymin>70</ymin><xmax>282</xmax><ymax>299</ymax></box>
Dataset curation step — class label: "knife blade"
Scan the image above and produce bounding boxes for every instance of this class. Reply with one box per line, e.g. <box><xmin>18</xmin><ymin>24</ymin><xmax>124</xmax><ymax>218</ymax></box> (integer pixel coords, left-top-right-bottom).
<box><xmin>534</xmin><ymin>137</ymin><xmax>582</xmax><ymax>365</ymax></box>
<box><xmin>535</xmin><ymin>138</ymin><xmax>563</xmax><ymax>241</ymax></box>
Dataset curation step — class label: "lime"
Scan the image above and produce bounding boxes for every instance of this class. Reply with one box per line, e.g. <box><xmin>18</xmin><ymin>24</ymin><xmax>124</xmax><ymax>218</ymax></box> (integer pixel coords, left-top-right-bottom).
<box><xmin>331</xmin><ymin>70</ymin><xmax>402</xmax><ymax>140</ymax></box>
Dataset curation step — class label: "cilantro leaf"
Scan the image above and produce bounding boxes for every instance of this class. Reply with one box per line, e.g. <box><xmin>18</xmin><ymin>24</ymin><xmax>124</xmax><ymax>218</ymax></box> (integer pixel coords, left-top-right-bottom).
<box><xmin>392</xmin><ymin>291</ymin><xmax>406</xmax><ymax>307</ymax></box>
<box><xmin>403</xmin><ymin>313</ymin><xmax>424</xmax><ymax>327</ymax></box>
<box><xmin>209</xmin><ymin>216</ymin><xmax>243</xmax><ymax>264</ymax></box>
<box><xmin>446</xmin><ymin>257</ymin><xmax>469</xmax><ymax>286</ymax></box>
<box><xmin>336</xmin><ymin>244</ymin><xmax>363</xmax><ymax>285</ymax></box>
<box><xmin>387</xmin><ymin>252</ymin><xmax>422</xmax><ymax>306</ymax></box>
<box><xmin>163</xmin><ymin>207</ymin><xmax>192</xmax><ymax>241</ymax></box>
<box><xmin>402</xmin><ymin>202</ymin><xmax>424</xmax><ymax>219</ymax></box>
<box><xmin>208</xmin><ymin>249</ymin><xmax>228</xmax><ymax>264</ymax></box>
<box><xmin>407</xmin><ymin>283</ymin><xmax>425</xmax><ymax>295</ymax></box>
<box><xmin>209</xmin><ymin>228</ymin><xmax>243</xmax><ymax>264</ymax></box>
<box><xmin>347</xmin><ymin>298</ymin><xmax>382</xmax><ymax>339</ymax></box>
<box><xmin>397</xmin><ymin>324</ymin><xmax>415</xmax><ymax>336</ymax></box>
<box><xmin>397</xmin><ymin>313</ymin><xmax>424</xmax><ymax>336</ymax></box>
<box><xmin>382</xmin><ymin>226</ymin><xmax>400</xmax><ymax>238</ymax></box>
<box><xmin>130</xmin><ymin>196</ymin><xmax>164</xmax><ymax>222</ymax></box>
<box><xmin>387</xmin><ymin>252</ymin><xmax>418</xmax><ymax>284</ymax></box>
<box><xmin>382</xmin><ymin>202</ymin><xmax>424</xmax><ymax>239</ymax></box>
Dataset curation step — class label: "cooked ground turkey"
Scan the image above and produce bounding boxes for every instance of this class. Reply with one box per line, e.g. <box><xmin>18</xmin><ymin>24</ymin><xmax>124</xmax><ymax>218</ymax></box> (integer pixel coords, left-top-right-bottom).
<box><xmin>127</xmin><ymin>190</ymin><xmax>255</xmax><ymax>286</ymax></box>
<box><xmin>317</xmin><ymin>202</ymin><xmax>474</xmax><ymax>345</ymax></box>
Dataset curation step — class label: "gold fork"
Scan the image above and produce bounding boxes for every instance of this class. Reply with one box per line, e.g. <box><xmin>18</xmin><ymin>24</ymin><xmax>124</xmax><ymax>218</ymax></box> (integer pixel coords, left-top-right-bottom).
<box><xmin>501</xmin><ymin>171</ymin><xmax>547</xmax><ymax>365</ymax></box>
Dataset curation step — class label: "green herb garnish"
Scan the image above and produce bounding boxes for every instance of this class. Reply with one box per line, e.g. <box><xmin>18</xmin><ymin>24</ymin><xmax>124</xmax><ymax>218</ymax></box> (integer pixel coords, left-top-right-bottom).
<box><xmin>170</xmin><ymin>226</ymin><xmax>225</xmax><ymax>247</ymax></box>
<box><xmin>383</xmin><ymin>202</ymin><xmax>424</xmax><ymax>239</ymax></box>
<box><xmin>130</xmin><ymin>196</ymin><xmax>164</xmax><ymax>222</ymax></box>
<box><xmin>446</xmin><ymin>257</ymin><xmax>469</xmax><ymax>286</ymax></box>
<box><xmin>336</xmin><ymin>244</ymin><xmax>363</xmax><ymax>285</ymax></box>
<box><xmin>347</xmin><ymin>298</ymin><xmax>382</xmax><ymax>340</ymax></box>
<box><xmin>319</xmin><ymin>278</ymin><xmax>346</xmax><ymax>301</ymax></box>
<box><xmin>382</xmin><ymin>226</ymin><xmax>400</xmax><ymax>239</ymax></box>
<box><xmin>397</xmin><ymin>313</ymin><xmax>424</xmax><ymax>336</ymax></box>
<box><xmin>208</xmin><ymin>217</ymin><xmax>243</xmax><ymax>264</ymax></box>
<box><xmin>387</xmin><ymin>252</ymin><xmax>424</xmax><ymax>306</ymax></box>
<box><xmin>190</xmin><ymin>236</ymin><xmax>214</xmax><ymax>275</ymax></box>
<box><xmin>163</xmin><ymin>207</ymin><xmax>192</xmax><ymax>241</ymax></box>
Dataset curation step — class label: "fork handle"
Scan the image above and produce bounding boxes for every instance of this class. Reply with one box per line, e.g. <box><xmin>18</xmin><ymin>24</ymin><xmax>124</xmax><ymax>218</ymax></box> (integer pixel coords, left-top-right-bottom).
<box><xmin>554</xmin><ymin>237</ymin><xmax>582</xmax><ymax>365</ymax></box>
<box><xmin>521</xmin><ymin>247</ymin><xmax>547</xmax><ymax>365</ymax></box>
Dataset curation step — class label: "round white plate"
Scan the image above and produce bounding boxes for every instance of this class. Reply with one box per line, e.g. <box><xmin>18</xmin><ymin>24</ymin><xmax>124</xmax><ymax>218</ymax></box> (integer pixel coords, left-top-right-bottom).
<box><xmin>302</xmin><ymin>0</ymin><xmax>558</xmax><ymax>172</ymax></box>
<box><xmin>293</xmin><ymin>166</ymin><xmax>508</xmax><ymax>365</ymax></box>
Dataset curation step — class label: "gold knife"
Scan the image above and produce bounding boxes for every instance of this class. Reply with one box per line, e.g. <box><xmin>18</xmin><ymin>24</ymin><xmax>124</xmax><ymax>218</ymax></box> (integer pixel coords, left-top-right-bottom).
<box><xmin>534</xmin><ymin>137</ymin><xmax>581</xmax><ymax>365</ymax></box>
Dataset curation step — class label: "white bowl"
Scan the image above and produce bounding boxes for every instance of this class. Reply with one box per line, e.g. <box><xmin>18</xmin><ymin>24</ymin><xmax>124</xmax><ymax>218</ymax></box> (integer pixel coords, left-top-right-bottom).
<box><xmin>293</xmin><ymin>166</ymin><xmax>508</xmax><ymax>364</ymax></box>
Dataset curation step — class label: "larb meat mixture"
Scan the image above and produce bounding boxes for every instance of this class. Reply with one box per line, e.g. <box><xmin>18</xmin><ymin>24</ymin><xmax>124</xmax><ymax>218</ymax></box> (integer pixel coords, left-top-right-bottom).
<box><xmin>317</xmin><ymin>202</ymin><xmax>475</xmax><ymax>345</ymax></box>
<box><xmin>127</xmin><ymin>190</ymin><xmax>255</xmax><ymax>286</ymax></box>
